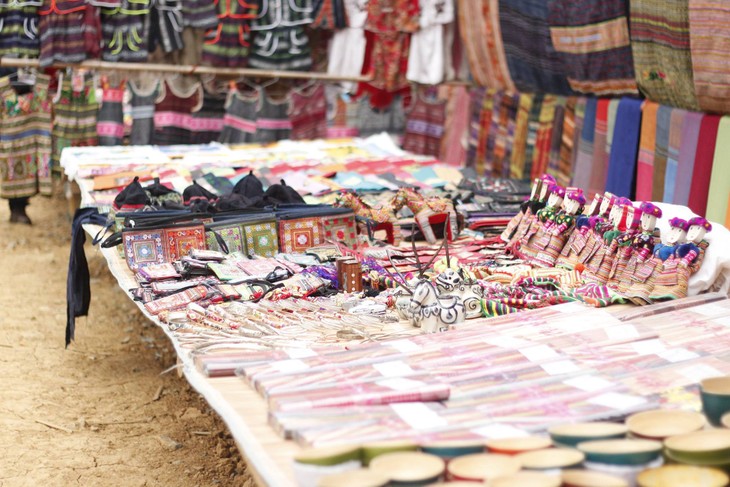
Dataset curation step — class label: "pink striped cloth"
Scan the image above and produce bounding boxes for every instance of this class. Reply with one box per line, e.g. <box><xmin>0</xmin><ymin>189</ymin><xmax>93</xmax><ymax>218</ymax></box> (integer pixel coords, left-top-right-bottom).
<box><xmin>635</xmin><ymin>101</ymin><xmax>659</xmax><ymax>201</ymax></box>
<box><xmin>689</xmin><ymin>0</ymin><xmax>730</xmax><ymax>112</ymax></box>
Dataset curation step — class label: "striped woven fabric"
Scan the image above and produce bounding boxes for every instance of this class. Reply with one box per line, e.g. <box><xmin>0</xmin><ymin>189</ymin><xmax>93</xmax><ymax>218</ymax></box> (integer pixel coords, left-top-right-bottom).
<box><xmin>630</xmin><ymin>0</ymin><xmax>699</xmax><ymax>110</ymax></box>
<box><xmin>490</xmin><ymin>92</ymin><xmax>521</xmax><ymax>178</ymax></box>
<box><xmin>706</xmin><ymin>116</ymin><xmax>730</xmax><ymax>223</ymax></box>
<box><xmin>201</xmin><ymin>0</ymin><xmax>257</xmax><ymax>68</ymax></box>
<box><xmin>523</xmin><ymin>93</ymin><xmax>545</xmax><ymax>179</ymax></box>
<box><xmin>664</xmin><ymin>108</ymin><xmax>686</xmax><ymax>203</ymax></box>
<box><xmin>486</xmin><ymin>90</ymin><xmax>506</xmax><ymax>175</ymax></box>
<box><xmin>510</xmin><ymin>93</ymin><xmax>534</xmax><ymax>179</ymax></box>
<box><xmin>673</xmin><ymin>111</ymin><xmax>702</xmax><ymax>205</ymax></box>
<box><xmin>589</xmin><ymin>99</ymin><xmax>611</xmax><ymax>197</ymax></box>
<box><xmin>181</xmin><ymin>0</ymin><xmax>219</xmax><ymax>29</ymax></box>
<box><xmin>0</xmin><ymin>3</ymin><xmax>40</xmax><ymax>58</ymax></box>
<box><xmin>52</xmin><ymin>76</ymin><xmax>99</xmax><ymax>167</ymax></box>
<box><xmin>689</xmin><ymin>0</ymin><xmax>730</xmax><ymax>112</ymax></box>
<box><xmin>606</xmin><ymin>97</ymin><xmax>642</xmax><ymax>198</ymax></box>
<box><xmin>572</xmin><ymin>97</ymin><xmax>597</xmax><ymax>190</ymax></box>
<box><xmin>477</xmin><ymin>89</ymin><xmax>498</xmax><ymax>175</ymax></box>
<box><xmin>635</xmin><ymin>100</ymin><xmax>659</xmax><ymax>201</ymax></box>
<box><xmin>39</xmin><ymin>1</ymin><xmax>101</xmax><ymax>66</ymax></box>
<box><xmin>439</xmin><ymin>85</ymin><xmax>470</xmax><ymax>165</ymax></box>
<box><xmin>557</xmin><ymin>97</ymin><xmax>578</xmax><ymax>187</ymax></box>
<box><xmin>0</xmin><ymin>74</ymin><xmax>52</xmax><ymax>199</ymax></box>
<box><xmin>652</xmin><ymin>105</ymin><xmax>673</xmax><ymax>201</ymax></box>
<box><xmin>548</xmin><ymin>97</ymin><xmax>568</xmax><ymax>182</ymax></box>
<box><xmin>568</xmin><ymin>98</ymin><xmax>587</xmax><ymax>184</ymax></box>
<box><xmin>531</xmin><ymin>96</ymin><xmax>561</xmax><ymax>179</ymax></box>
<box><xmin>688</xmin><ymin>114</ymin><xmax>720</xmax><ymax>216</ymax></box>
<box><xmin>465</xmin><ymin>88</ymin><xmax>486</xmax><ymax>171</ymax></box>
<box><xmin>499</xmin><ymin>0</ymin><xmax>574</xmax><ymax>95</ymax></box>
<box><xmin>547</xmin><ymin>0</ymin><xmax>637</xmax><ymax>96</ymax></box>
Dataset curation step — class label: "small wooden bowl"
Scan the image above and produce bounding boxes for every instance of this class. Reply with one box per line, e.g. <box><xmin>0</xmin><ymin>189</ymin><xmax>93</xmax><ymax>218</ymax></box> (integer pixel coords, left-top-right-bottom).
<box><xmin>561</xmin><ymin>469</ymin><xmax>628</xmax><ymax>487</ymax></box>
<box><xmin>577</xmin><ymin>439</ymin><xmax>663</xmax><ymax>466</ymax></box>
<box><xmin>421</xmin><ymin>440</ymin><xmax>485</xmax><ymax>460</ymax></box>
<box><xmin>318</xmin><ymin>469</ymin><xmax>390</xmax><ymax>487</ymax></box>
<box><xmin>636</xmin><ymin>465</ymin><xmax>729</xmax><ymax>487</ymax></box>
<box><xmin>369</xmin><ymin>452</ymin><xmax>445</xmax><ymax>485</ymax></box>
<box><xmin>664</xmin><ymin>430</ymin><xmax>730</xmax><ymax>465</ymax></box>
<box><xmin>446</xmin><ymin>453</ymin><xmax>520</xmax><ymax>482</ymax></box>
<box><xmin>548</xmin><ymin>422</ymin><xmax>628</xmax><ymax>447</ymax></box>
<box><xmin>294</xmin><ymin>444</ymin><xmax>362</xmax><ymax>466</ymax></box>
<box><xmin>361</xmin><ymin>440</ymin><xmax>418</xmax><ymax>466</ymax></box>
<box><xmin>626</xmin><ymin>409</ymin><xmax>705</xmax><ymax>440</ymax></box>
<box><xmin>486</xmin><ymin>436</ymin><xmax>552</xmax><ymax>455</ymax></box>
<box><xmin>516</xmin><ymin>448</ymin><xmax>585</xmax><ymax>471</ymax></box>
<box><xmin>489</xmin><ymin>471</ymin><xmax>562</xmax><ymax>487</ymax></box>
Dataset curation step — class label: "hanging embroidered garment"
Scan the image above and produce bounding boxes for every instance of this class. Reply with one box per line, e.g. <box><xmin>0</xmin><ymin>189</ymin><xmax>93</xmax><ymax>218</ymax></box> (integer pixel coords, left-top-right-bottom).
<box><xmin>354</xmin><ymin>94</ymin><xmax>405</xmax><ymax>137</ymax></box>
<box><xmin>510</xmin><ymin>93</ymin><xmax>534</xmax><ymax>179</ymax></box>
<box><xmin>39</xmin><ymin>0</ymin><xmax>102</xmax><ymax>66</ymax></box>
<box><xmin>438</xmin><ymin>84</ymin><xmax>469</xmax><ymax>166</ymax></box>
<box><xmin>255</xmin><ymin>90</ymin><xmax>292</xmax><ymax>143</ymax></box>
<box><xmin>498</xmin><ymin>0</ymin><xmax>574</xmax><ymax>95</ymax></box>
<box><xmin>289</xmin><ymin>83</ymin><xmax>327</xmax><ymax>140</ymax></box>
<box><xmin>325</xmin><ymin>85</ymin><xmax>359</xmax><ymax>137</ymax></box>
<box><xmin>689</xmin><ymin>0</ymin><xmax>730</xmax><ymax>113</ymax></box>
<box><xmin>152</xmin><ymin>78</ymin><xmax>203</xmax><ymax>145</ymax></box>
<box><xmin>311</xmin><ymin>0</ymin><xmax>346</xmax><ymax>29</ymax></box>
<box><xmin>100</xmin><ymin>0</ymin><xmax>151</xmax><ymax>62</ymax></box>
<box><xmin>0</xmin><ymin>74</ymin><xmax>52</xmax><ymax>198</ymax></box>
<box><xmin>0</xmin><ymin>0</ymin><xmax>41</xmax><ymax>58</ymax></box>
<box><xmin>202</xmin><ymin>0</ymin><xmax>258</xmax><ymax>67</ymax></box>
<box><xmin>248</xmin><ymin>0</ymin><xmax>314</xmax><ymax>71</ymax></box>
<box><xmin>402</xmin><ymin>90</ymin><xmax>447</xmax><ymax>158</ymax></box>
<box><xmin>652</xmin><ymin>105</ymin><xmax>672</xmax><ymax>201</ymax></box>
<box><xmin>219</xmin><ymin>86</ymin><xmax>258</xmax><ymax>143</ymax></box>
<box><xmin>635</xmin><ymin>100</ymin><xmax>659</xmax><ymax>202</ymax></box>
<box><xmin>97</xmin><ymin>79</ymin><xmax>125</xmax><ymax>146</ymax></box>
<box><xmin>181</xmin><ymin>0</ymin><xmax>218</xmax><ymax>29</ymax></box>
<box><xmin>456</xmin><ymin>0</ymin><xmax>514</xmax><ymax>90</ymax></box>
<box><xmin>358</xmin><ymin>0</ymin><xmax>420</xmax><ymax>109</ymax></box>
<box><xmin>52</xmin><ymin>73</ymin><xmax>99</xmax><ymax>166</ymax></box>
<box><xmin>630</xmin><ymin>0</ymin><xmax>698</xmax><ymax>110</ymax></box>
<box><xmin>128</xmin><ymin>79</ymin><xmax>159</xmax><ymax>146</ymax></box>
<box><xmin>190</xmin><ymin>83</ymin><xmax>226</xmax><ymax>144</ymax></box>
<box><xmin>546</xmin><ymin>0</ymin><xmax>636</xmax><ymax>96</ymax></box>
<box><xmin>531</xmin><ymin>96</ymin><xmax>561</xmax><ymax>180</ymax></box>
<box><xmin>149</xmin><ymin>0</ymin><xmax>184</xmax><ymax>54</ymax></box>
<box><xmin>327</xmin><ymin>0</ymin><xmax>368</xmax><ymax>92</ymax></box>
<box><xmin>406</xmin><ymin>0</ymin><xmax>454</xmax><ymax>85</ymax></box>
<box><xmin>522</xmin><ymin>93</ymin><xmax>545</xmax><ymax>179</ymax></box>
<box><xmin>489</xmin><ymin>91</ymin><xmax>520</xmax><ymax>179</ymax></box>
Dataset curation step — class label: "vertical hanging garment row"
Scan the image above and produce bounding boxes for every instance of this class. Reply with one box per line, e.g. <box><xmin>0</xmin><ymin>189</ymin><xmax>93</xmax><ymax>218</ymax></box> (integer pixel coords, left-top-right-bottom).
<box><xmin>327</xmin><ymin>0</ymin><xmax>369</xmax><ymax>93</ymax></box>
<box><xmin>402</xmin><ymin>89</ymin><xmax>447</xmax><ymax>158</ymax></box>
<box><xmin>149</xmin><ymin>0</ymin><xmax>184</xmax><ymax>54</ymax></box>
<box><xmin>96</xmin><ymin>78</ymin><xmax>125</xmax><ymax>145</ymax></box>
<box><xmin>190</xmin><ymin>80</ymin><xmax>227</xmax><ymax>144</ymax></box>
<box><xmin>310</xmin><ymin>0</ymin><xmax>347</xmax><ymax>29</ymax></box>
<box><xmin>202</xmin><ymin>0</ymin><xmax>258</xmax><ymax>67</ymax></box>
<box><xmin>128</xmin><ymin>78</ymin><xmax>159</xmax><ymax>145</ymax></box>
<box><xmin>354</xmin><ymin>94</ymin><xmax>405</xmax><ymax>137</ymax></box>
<box><xmin>255</xmin><ymin>89</ymin><xmax>292</xmax><ymax>143</ymax></box>
<box><xmin>219</xmin><ymin>84</ymin><xmax>259</xmax><ymax>143</ymax></box>
<box><xmin>0</xmin><ymin>73</ymin><xmax>52</xmax><ymax>198</ymax></box>
<box><xmin>406</xmin><ymin>0</ymin><xmax>454</xmax><ymax>85</ymax></box>
<box><xmin>248</xmin><ymin>0</ymin><xmax>315</xmax><ymax>71</ymax></box>
<box><xmin>152</xmin><ymin>77</ymin><xmax>203</xmax><ymax>145</ymax></box>
<box><xmin>38</xmin><ymin>0</ymin><xmax>102</xmax><ymax>66</ymax></box>
<box><xmin>181</xmin><ymin>0</ymin><xmax>219</xmax><ymax>29</ymax></box>
<box><xmin>0</xmin><ymin>0</ymin><xmax>42</xmax><ymax>58</ymax></box>
<box><xmin>52</xmin><ymin>72</ymin><xmax>99</xmax><ymax>167</ymax></box>
<box><xmin>288</xmin><ymin>82</ymin><xmax>327</xmax><ymax>140</ymax></box>
<box><xmin>100</xmin><ymin>0</ymin><xmax>151</xmax><ymax>62</ymax></box>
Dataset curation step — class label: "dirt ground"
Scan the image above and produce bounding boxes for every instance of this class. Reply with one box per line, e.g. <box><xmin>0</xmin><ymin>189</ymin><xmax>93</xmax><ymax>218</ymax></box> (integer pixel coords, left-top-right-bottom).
<box><xmin>0</xmin><ymin>193</ymin><xmax>254</xmax><ymax>486</ymax></box>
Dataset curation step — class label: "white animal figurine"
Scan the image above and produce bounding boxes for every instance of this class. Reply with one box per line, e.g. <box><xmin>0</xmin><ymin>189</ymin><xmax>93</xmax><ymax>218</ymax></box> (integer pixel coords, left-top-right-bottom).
<box><xmin>435</xmin><ymin>269</ymin><xmax>484</xmax><ymax>319</ymax></box>
<box><xmin>409</xmin><ymin>280</ymin><xmax>465</xmax><ymax>333</ymax></box>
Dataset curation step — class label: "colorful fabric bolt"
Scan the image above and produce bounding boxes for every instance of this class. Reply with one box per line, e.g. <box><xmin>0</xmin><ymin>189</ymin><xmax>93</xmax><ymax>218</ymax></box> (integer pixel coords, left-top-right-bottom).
<box><xmin>605</xmin><ymin>97</ymin><xmax>643</xmax><ymax>198</ymax></box>
<box><xmin>674</xmin><ymin>111</ymin><xmax>703</xmax><ymax>206</ymax></box>
<box><xmin>635</xmin><ymin>100</ymin><xmax>659</xmax><ymax>202</ymax></box>
<box><xmin>652</xmin><ymin>105</ymin><xmax>672</xmax><ymax>201</ymax></box>
<box><xmin>688</xmin><ymin>113</ymin><xmax>720</xmax><ymax>216</ymax></box>
<box><xmin>706</xmin><ymin>116</ymin><xmax>730</xmax><ymax>224</ymax></box>
<box><xmin>664</xmin><ymin>108</ymin><xmax>686</xmax><ymax>203</ymax></box>
<box><xmin>689</xmin><ymin>0</ymin><xmax>730</xmax><ymax>113</ymax></box>
<box><xmin>589</xmin><ymin>98</ymin><xmax>610</xmax><ymax>197</ymax></box>
<box><xmin>571</xmin><ymin>97</ymin><xmax>596</xmax><ymax>191</ymax></box>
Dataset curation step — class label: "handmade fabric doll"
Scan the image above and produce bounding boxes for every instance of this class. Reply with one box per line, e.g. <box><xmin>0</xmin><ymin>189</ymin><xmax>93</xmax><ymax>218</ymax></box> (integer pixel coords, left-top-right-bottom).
<box><xmin>615</xmin><ymin>202</ymin><xmax>662</xmax><ymax>293</ymax></box>
<box><xmin>506</xmin><ymin>174</ymin><xmax>556</xmax><ymax>247</ymax></box>
<box><xmin>555</xmin><ymin>192</ymin><xmax>602</xmax><ymax>269</ymax></box>
<box><xmin>581</xmin><ymin>198</ymin><xmax>632</xmax><ymax>285</ymax></box>
<box><xmin>605</xmin><ymin>203</ymin><xmax>645</xmax><ymax>288</ymax></box>
<box><xmin>514</xmin><ymin>183</ymin><xmax>565</xmax><ymax>260</ymax></box>
<box><xmin>531</xmin><ymin>189</ymin><xmax>586</xmax><ymax>268</ymax></box>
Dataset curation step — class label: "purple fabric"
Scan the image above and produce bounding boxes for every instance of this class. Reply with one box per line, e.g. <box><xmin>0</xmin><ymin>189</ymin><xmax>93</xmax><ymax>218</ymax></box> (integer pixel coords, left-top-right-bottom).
<box><xmin>673</xmin><ymin>111</ymin><xmax>703</xmax><ymax>206</ymax></box>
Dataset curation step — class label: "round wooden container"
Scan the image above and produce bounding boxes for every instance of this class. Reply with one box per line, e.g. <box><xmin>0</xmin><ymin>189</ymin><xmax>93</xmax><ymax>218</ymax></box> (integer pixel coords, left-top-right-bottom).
<box><xmin>485</xmin><ymin>436</ymin><xmax>552</xmax><ymax>455</ymax></box>
<box><xmin>318</xmin><ymin>468</ymin><xmax>390</xmax><ymax>487</ymax></box>
<box><xmin>446</xmin><ymin>453</ymin><xmax>521</xmax><ymax>482</ymax></box>
<box><xmin>516</xmin><ymin>448</ymin><xmax>585</xmax><ymax>471</ymax></box>
<box><xmin>664</xmin><ymin>430</ymin><xmax>730</xmax><ymax>466</ymax></box>
<box><xmin>636</xmin><ymin>465</ymin><xmax>729</xmax><ymax>487</ymax></box>
<box><xmin>361</xmin><ymin>440</ymin><xmax>418</xmax><ymax>466</ymax></box>
<box><xmin>626</xmin><ymin>410</ymin><xmax>705</xmax><ymax>440</ymax></box>
<box><xmin>561</xmin><ymin>469</ymin><xmax>629</xmax><ymax>487</ymax></box>
<box><xmin>489</xmin><ymin>471</ymin><xmax>562</xmax><ymax>487</ymax></box>
<box><xmin>421</xmin><ymin>440</ymin><xmax>485</xmax><ymax>461</ymax></box>
<box><xmin>576</xmin><ymin>439</ymin><xmax>663</xmax><ymax>466</ymax></box>
<box><xmin>369</xmin><ymin>451</ymin><xmax>445</xmax><ymax>486</ymax></box>
<box><xmin>548</xmin><ymin>423</ymin><xmax>628</xmax><ymax>447</ymax></box>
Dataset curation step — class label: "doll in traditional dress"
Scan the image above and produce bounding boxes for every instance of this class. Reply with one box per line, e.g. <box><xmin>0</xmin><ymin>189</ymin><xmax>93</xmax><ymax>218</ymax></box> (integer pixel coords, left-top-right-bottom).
<box><xmin>605</xmin><ymin>203</ymin><xmax>645</xmax><ymax>288</ymax></box>
<box><xmin>614</xmin><ymin>202</ymin><xmax>662</xmax><ymax>293</ymax></box>
<box><xmin>531</xmin><ymin>189</ymin><xmax>586</xmax><ymax>268</ymax></box>
<box><xmin>514</xmin><ymin>183</ymin><xmax>566</xmax><ymax>259</ymax></box>
<box><xmin>556</xmin><ymin>193</ymin><xmax>603</xmax><ymax>269</ymax></box>
<box><xmin>501</xmin><ymin>177</ymin><xmax>543</xmax><ymax>242</ymax></box>
<box><xmin>581</xmin><ymin>197</ymin><xmax>632</xmax><ymax>285</ymax></box>
<box><xmin>506</xmin><ymin>174</ymin><xmax>556</xmax><ymax>247</ymax></box>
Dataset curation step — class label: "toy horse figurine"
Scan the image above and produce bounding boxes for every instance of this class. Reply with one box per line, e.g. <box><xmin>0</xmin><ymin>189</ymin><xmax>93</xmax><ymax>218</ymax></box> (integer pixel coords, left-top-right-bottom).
<box><xmin>391</xmin><ymin>187</ymin><xmax>458</xmax><ymax>244</ymax></box>
<box><xmin>334</xmin><ymin>190</ymin><xmax>397</xmax><ymax>244</ymax></box>
<box><xmin>409</xmin><ymin>280</ymin><xmax>465</xmax><ymax>333</ymax></box>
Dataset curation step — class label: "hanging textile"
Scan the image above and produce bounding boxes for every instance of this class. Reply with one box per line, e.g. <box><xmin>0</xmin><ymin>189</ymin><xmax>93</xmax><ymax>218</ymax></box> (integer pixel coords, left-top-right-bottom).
<box><xmin>664</xmin><ymin>108</ymin><xmax>686</xmax><ymax>203</ymax></box>
<box><xmin>327</xmin><ymin>0</ymin><xmax>368</xmax><ymax>92</ymax></box>
<box><xmin>476</xmin><ymin>88</ymin><xmax>497</xmax><ymax>176</ymax></box>
<box><xmin>100</xmin><ymin>0</ymin><xmax>151</xmax><ymax>62</ymax></box>
<box><xmin>492</xmin><ymin>91</ymin><xmax>521</xmax><ymax>178</ymax></box>
<box><xmin>52</xmin><ymin>74</ymin><xmax>99</xmax><ymax>166</ymax></box>
<box><xmin>567</xmin><ymin>97</ymin><xmax>587</xmax><ymax>185</ymax></box>
<box><xmin>522</xmin><ymin>93</ymin><xmax>545</xmax><ymax>179</ymax></box>
<box><xmin>0</xmin><ymin>74</ymin><xmax>52</xmax><ymax>199</ymax></box>
<box><xmin>630</xmin><ymin>0</ymin><xmax>698</xmax><ymax>110</ymax></box>
<box><xmin>201</xmin><ymin>0</ymin><xmax>258</xmax><ymax>67</ymax></box>
<box><xmin>556</xmin><ymin>97</ymin><xmax>577</xmax><ymax>187</ymax></box>
<box><xmin>39</xmin><ymin>0</ymin><xmax>102</xmax><ymax>66</ymax></box>
<box><xmin>149</xmin><ymin>0</ymin><xmax>185</xmax><ymax>54</ymax></box>
<box><xmin>181</xmin><ymin>0</ymin><xmax>219</xmax><ymax>29</ymax></box>
<box><xmin>606</xmin><ymin>99</ymin><xmax>620</xmax><ymax>163</ymax></box>
<box><xmin>354</xmin><ymin>95</ymin><xmax>405</xmax><ymax>137</ymax></box>
<box><xmin>190</xmin><ymin>84</ymin><xmax>227</xmax><ymax>144</ymax></box>
<box><xmin>438</xmin><ymin>85</ymin><xmax>469</xmax><ymax>166</ymax></box>
<box><xmin>498</xmin><ymin>0</ymin><xmax>574</xmax><ymax>95</ymax></box>
<box><xmin>652</xmin><ymin>105</ymin><xmax>672</xmax><ymax>201</ymax></box>
<box><xmin>289</xmin><ymin>83</ymin><xmax>328</xmax><ymax>141</ymax></box>
<box><xmin>97</xmin><ymin>79</ymin><xmax>125</xmax><ymax>146</ymax></box>
<box><xmin>402</xmin><ymin>91</ymin><xmax>447</xmax><ymax>158</ymax></box>
<box><xmin>546</xmin><ymin>0</ymin><xmax>636</xmax><ymax>96</ymax></box>
<box><xmin>509</xmin><ymin>93</ymin><xmax>533</xmax><ymax>179</ymax></box>
<box><xmin>465</xmin><ymin>87</ymin><xmax>485</xmax><ymax>171</ymax></box>
<box><xmin>254</xmin><ymin>91</ymin><xmax>293</xmax><ymax>143</ymax></box>
<box><xmin>248</xmin><ymin>0</ymin><xmax>314</xmax><ymax>71</ymax></box>
<box><xmin>531</xmin><ymin>96</ymin><xmax>560</xmax><ymax>180</ymax></box>
<box><xmin>219</xmin><ymin>87</ymin><xmax>259</xmax><ymax>144</ymax></box>
<box><xmin>635</xmin><ymin>100</ymin><xmax>659</xmax><ymax>202</ymax></box>
<box><xmin>587</xmin><ymin>99</ymin><xmax>610</xmax><ymax>197</ymax></box>
<box><xmin>687</xmin><ymin>113</ymin><xmax>720</xmax><ymax>216</ymax></box>
<box><xmin>152</xmin><ymin>79</ymin><xmax>203</xmax><ymax>145</ymax></box>
<box><xmin>706</xmin><ymin>117</ymin><xmax>730</xmax><ymax>223</ymax></box>
<box><xmin>572</xmin><ymin>97</ymin><xmax>596</xmax><ymax>191</ymax></box>
<box><xmin>311</xmin><ymin>0</ymin><xmax>347</xmax><ymax>29</ymax></box>
<box><xmin>674</xmin><ymin>111</ymin><xmax>702</xmax><ymax>206</ymax></box>
<box><xmin>0</xmin><ymin>0</ymin><xmax>41</xmax><ymax>58</ymax></box>
<box><xmin>129</xmin><ymin>79</ymin><xmax>160</xmax><ymax>146</ymax></box>
<box><xmin>406</xmin><ymin>0</ymin><xmax>454</xmax><ymax>85</ymax></box>
<box><xmin>605</xmin><ymin>97</ymin><xmax>642</xmax><ymax>198</ymax></box>
<box><xmin>689</xmin><ymin>0</ymin><xmax>730</xmax><ymax>113</ymax></box>
<box><xmin>547</xmin><ymin>96</ymin><xmax>567</xmax><ymax>181</ymax></box>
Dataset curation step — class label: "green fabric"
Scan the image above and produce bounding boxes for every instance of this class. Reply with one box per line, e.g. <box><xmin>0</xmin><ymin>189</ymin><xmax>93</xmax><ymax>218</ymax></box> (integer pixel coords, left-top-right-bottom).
<box><xmin>707</xmin><ymin>116</ymin><xmax>730</xmax><ymax>223</ymax></box>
